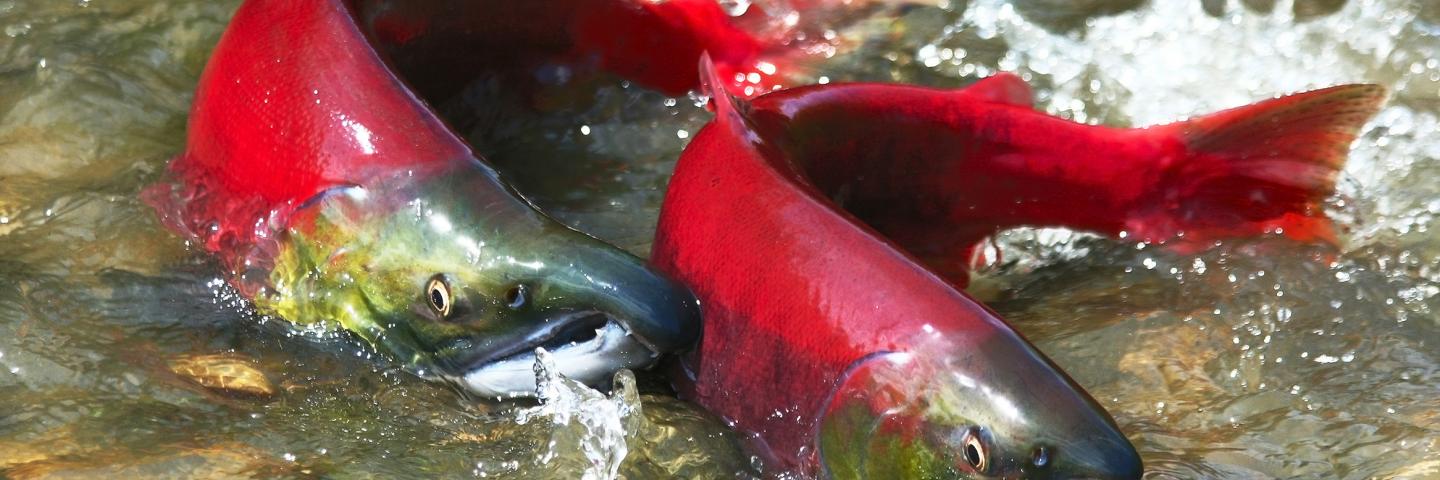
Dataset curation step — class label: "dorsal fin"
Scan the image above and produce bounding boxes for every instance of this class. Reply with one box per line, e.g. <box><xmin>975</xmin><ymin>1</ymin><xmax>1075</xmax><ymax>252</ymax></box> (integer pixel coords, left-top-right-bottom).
<box><xmin>960</xmin><ymin>72</ymin><xmax>1034</xmax><ymax>107</ymax></box>
<box><xmin>699</xmin><ymin>52</ymin><xmax>750</xmax><ymax>130</ymax></box>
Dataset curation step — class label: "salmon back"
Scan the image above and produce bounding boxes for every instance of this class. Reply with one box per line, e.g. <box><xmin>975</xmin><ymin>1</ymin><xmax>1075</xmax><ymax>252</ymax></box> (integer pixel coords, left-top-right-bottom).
<box><xmin>151</xmin><ymin>0</ymin><xmax>473</xmax><ymax>270</ymax></box>
<box><xmin>149</xmin><ymin>0</ymin><xmax>781</xmax><ymax>273</ymax></box>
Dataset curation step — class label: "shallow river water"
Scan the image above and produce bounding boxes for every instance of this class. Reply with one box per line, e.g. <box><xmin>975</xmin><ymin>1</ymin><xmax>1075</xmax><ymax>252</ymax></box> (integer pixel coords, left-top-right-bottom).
<box><xmin>1</xmin><ymin>0</ymin><xmax>1438</xmax><ymax>478</ymax></box>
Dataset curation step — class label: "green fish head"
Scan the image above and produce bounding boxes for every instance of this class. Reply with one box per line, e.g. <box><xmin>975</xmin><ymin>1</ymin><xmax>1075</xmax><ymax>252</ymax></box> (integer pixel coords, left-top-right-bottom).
<box><xmin>257</xmin><ymin>165</ymin><xmax>701</xmax><ymax>398</ymax></box>
<box><xmin>819</xmin><ymin>342</ymin><xmax>1141</xmax><ymax>479</ymax></box>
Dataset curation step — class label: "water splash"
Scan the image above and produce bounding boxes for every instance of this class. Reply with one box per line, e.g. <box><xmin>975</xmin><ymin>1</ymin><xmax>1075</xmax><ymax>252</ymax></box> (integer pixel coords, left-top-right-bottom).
<box><xmin>511</xmin><ymin>348</ymin><xmax>640</xmax><ymax>480</ymax></box>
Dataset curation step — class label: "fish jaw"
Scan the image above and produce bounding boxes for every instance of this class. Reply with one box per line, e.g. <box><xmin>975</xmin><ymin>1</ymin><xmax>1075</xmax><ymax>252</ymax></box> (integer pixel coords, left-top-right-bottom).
<box><xmin>458</xmin><ymin>320</ymin><xmax>656</xmax><ymax>397</ymax></box>
<box><xmin>251</xmin><ymin>164</ymin><xmax>700</xmax><ymax>398</ymax></box>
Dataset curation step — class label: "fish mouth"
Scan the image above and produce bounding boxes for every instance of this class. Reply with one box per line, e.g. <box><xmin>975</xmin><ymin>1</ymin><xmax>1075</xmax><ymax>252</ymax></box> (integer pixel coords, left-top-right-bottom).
<box><xmin>453</xmin><ymin>312</ymin><xmax>660</xmax><ymax>398</ymax></box>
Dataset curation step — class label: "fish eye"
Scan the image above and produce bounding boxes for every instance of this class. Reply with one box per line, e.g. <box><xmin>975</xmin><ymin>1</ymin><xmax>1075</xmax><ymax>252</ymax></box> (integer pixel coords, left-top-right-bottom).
<box><xmin>504</xmin><ymin>284</ymin><xmax>528</xmax><ymax>310</ymax></box>
<box><xmin>426</xmin><ymin>275</ymin><xmax>452</xmax><ymax>318</ymax></box>
<box><xmin>963</xmin><ymin>428</ymin><xmax>988</xmax><ymax>473</ymax></box>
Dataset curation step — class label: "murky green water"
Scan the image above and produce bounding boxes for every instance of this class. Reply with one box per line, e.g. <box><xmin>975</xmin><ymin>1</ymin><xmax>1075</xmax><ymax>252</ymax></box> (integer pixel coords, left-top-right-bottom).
<box><xmin>1</xmin><ymin>0</ymin><xmax>1437</xmax><ymax>478</ymax></box>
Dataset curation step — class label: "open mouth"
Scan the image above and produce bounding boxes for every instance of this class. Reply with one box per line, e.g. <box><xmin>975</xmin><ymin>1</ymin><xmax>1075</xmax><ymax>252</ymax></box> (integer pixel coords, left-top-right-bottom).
<box><xmin>455</xmin><ymin>314</ymin><xmax>660</xmax><ymax>398</ymax></box>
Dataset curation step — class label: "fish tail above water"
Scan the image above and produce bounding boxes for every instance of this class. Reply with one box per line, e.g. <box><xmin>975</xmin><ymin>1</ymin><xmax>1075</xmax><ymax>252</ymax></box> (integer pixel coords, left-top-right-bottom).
<box><xmin>1127</xmin><ymin>83</ymin><xmax>1388</xmax><ymax>249</ymax></box>
<box><xmin>716</xmin><ymin>74</ymin><xmax>1386</xmax><ymax>286</ymax></box>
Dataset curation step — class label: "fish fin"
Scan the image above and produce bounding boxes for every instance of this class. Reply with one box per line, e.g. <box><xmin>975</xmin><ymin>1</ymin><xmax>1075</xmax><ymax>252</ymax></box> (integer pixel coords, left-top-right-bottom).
<box><xmin>1179</xmin><ymin>83</ymin><xmax>1386</xmax><ymax>169</ymax></box>
<box><xmin>699</xmin><ymin>52</ymin><xmax>751</xmax><ymax>126</ymax></box>
<box><xmin>1133</xmin><ymin>83</ymin><xmax>1387</xmax><ymax>246</ymax></box>
<box><xmin>960</xmin><ymin>72</ymin><xmax>1034</xmax><ymax>107</ymax></box>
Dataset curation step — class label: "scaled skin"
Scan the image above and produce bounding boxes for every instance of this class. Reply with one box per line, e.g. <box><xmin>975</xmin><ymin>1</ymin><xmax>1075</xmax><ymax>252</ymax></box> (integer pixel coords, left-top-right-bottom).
<box><xmin>651</xmin><ymin>60</ymin><xmax>1381</xmax><ymax>476</ymax></box>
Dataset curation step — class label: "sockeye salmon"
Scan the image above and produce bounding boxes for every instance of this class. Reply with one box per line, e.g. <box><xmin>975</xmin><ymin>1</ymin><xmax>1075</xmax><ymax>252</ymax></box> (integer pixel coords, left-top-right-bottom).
<box><xmin>142</xmin><ymin>0</ymin><xmax>804</xmax><ymax>397</ymax></box>
<box><xmin>650</xmin><ymin>57</ymin><xmax>1383</xmax><ymax>477</ymax></box>
<box><xmin>144</xmin><ymin>0</ymin><xmax>1384</xmax><ymax>477</ymax></box>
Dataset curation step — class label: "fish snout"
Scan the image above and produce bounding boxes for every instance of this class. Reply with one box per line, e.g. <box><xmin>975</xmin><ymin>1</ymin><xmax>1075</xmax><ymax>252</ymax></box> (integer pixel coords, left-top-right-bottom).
<box><xmin>817</xmin><ymin>343</ymin><xmax>1143</xmax><ymax>479</ymax></box>
<box><xmin>1038</xmin><ymin>426</ymin><xmax>1143</xmax><ymax>480</ymax></box>
<box><xmin>991</xmin><ymin>427</ymin><xmax>1140</xmax><ymax>479</ymax></box>
<box><xmin>451</xmin><ymin>236</ymin><xmax>701</xmax><ymax>398</ymax></box>
<box><xmin>545</xmin><ymin>240</ymin><xmax>702</xmax><ymax>355</ymax></box>
<box><xmin>980</xmin><ymin>347</ymin><xmax>1144</xmax><ymax>480</ymax></box>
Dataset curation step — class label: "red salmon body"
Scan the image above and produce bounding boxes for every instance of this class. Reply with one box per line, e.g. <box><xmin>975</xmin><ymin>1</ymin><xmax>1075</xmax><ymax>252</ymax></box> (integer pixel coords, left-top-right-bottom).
<box><xmin>651</xmin><ymin>59</ymin><xmax>1381</xmax><ymax>475</ymax></box>
<box><xmin>149</xmin><ymin>0</ymin><xmax>795</xmax><ymax>282</ymax></box>
<box><xmin>145</xmin><ymin>0</ymin><xmax>791</xmax><ymax>402</ymax></box>
<box><xmin>720</xmin><ymin>73</ymin><xmax>1385</xmax><ymax>285</ymax></box>
<box><xmin>149</xmin><ymin>0</ymin><xmax>473</xmax><ymax>281</ymax></box>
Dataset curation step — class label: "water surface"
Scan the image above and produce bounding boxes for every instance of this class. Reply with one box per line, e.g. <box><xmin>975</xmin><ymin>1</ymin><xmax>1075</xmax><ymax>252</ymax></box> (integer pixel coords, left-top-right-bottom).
<box><xmin>1</xmin><ymin>0</ymin><xmax>1437</xmax><ymax>478</ymax></box>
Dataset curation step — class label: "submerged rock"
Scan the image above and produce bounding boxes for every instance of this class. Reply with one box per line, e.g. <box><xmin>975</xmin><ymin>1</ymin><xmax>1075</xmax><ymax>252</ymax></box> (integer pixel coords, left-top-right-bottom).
<box><xmin>168</xmin><ymin>354</ymin><xmax>275</xmax><ymax>399</ymax></box>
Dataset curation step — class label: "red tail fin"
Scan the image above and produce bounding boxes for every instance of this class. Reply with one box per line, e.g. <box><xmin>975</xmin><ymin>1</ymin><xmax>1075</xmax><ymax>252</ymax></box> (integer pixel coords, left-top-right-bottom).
<box><xmin>1130</xmin><ymin>83</ymin><xmax>1387</xmax><ymax>248</ymax></box>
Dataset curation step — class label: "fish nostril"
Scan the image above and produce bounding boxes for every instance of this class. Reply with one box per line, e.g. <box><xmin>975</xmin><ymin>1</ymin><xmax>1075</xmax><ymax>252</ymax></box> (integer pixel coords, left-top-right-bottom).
<box><xmin>1032</xmin><ymin>445</ymin><xmax>1050</xmax><ymax>468</ymax></box>
<box><xmin>504</xmin><ymin>284</ymin><xmax>528</xmax><ymax>310</ymax></box>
